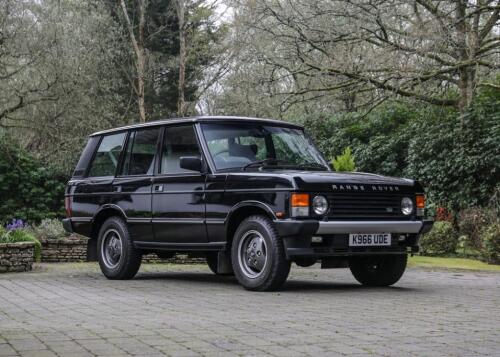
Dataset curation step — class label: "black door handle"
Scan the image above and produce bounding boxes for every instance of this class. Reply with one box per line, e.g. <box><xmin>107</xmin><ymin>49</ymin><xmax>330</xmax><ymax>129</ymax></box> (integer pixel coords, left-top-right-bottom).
<box><xmin>154</xmin><ymin>184</ymin><xmax>163</xmax><ymax>192</ymax></box>
<box><xmin>113</xmin><ymin>186</ymin><xmax>122</xmax><ymax>193</ymax></box>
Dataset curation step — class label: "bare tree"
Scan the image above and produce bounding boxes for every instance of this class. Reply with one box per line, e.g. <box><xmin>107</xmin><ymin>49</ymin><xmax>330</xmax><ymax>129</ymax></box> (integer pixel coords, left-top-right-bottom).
<box><xmin>230</xmin><ymin>0</ymin><xmax>500</xmax><ymax>112</ymax></box>
<box><xmin>0</xmin><ymin>0</ymin><xmax>59</xmax><ymax>127</ymax></box>
<box><xmin>119</xmin><ymin>0</ymin><xmax>147</xmax><ymax>122</ymax></box>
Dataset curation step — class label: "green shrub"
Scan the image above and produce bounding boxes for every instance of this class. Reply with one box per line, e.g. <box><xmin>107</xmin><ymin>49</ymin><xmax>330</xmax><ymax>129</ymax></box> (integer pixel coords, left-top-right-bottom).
<box><xmin>301</xmin><ymin>84</ymin><xmax>500</xmax><ymax>211</ymax></box>
<box><xmin>420</xmin><ymin>221</ymin><xmax>458</xmax><ymax>256</ymax></box>
<box><xmin>458</xmin><ymin>208</ymin><xmax>496</xmax><ymax>250</ymax></box>
<box><xmin>480</xmin><ymin>223</ymin><xmax>500</xmax><ymax>264</ymax></box>
<box><xmin>0</xmin><ymin>139</ymin><xmax>68</xmax><ymax>224</ymax></box>
<box><xmin>0</xmin><ymin>228</ymin><xmax>42</xmax><ymax>262</ymax></box>
<box><xmin>30</xmin><ymin>219</ymin><xmax>67</xmax><ymax>240</ymax></box>
<box><xmin>331</xmin><ymin>147</ymin><xmax>356</xmax><ymax>172</ymax></box>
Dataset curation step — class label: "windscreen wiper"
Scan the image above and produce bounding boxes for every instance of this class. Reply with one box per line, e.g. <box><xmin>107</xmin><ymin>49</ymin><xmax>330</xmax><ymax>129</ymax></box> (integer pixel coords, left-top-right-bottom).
<box><xmin>241</xmin><ymin>158</ymin><xmax>289</xmax><ymax>171</ymax></box>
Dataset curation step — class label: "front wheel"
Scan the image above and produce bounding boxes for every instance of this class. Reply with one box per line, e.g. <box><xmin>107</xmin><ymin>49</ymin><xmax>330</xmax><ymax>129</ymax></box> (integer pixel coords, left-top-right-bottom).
<box><xmin>349</xmin><ymin>254</ymin><xmax>407</xmax><ymax>287</ymax></box>
<box><xmin>231</xmin><ymin>215</ymin><xmax>291</xmax><ymax>291</ymax></box>
<box><xmin>97</xmin><ymin>217</ymin><xmax>142</xmax><ymax>280</ymax></box>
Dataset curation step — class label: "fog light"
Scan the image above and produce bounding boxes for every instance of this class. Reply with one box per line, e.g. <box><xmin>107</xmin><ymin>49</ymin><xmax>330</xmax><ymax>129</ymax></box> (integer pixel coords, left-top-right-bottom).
<box><xmin>311</xmin><ymin>236</ymin><xmax>323</xmax><ymax>243</ymax></box>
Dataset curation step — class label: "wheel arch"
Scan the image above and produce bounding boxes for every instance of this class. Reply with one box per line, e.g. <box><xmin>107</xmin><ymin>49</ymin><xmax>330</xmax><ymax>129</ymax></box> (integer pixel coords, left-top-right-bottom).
<box><xmin>91</xmin><ymin>205</ymin><xmax>127</xmax><ymax>238</ymax></box>
<box><xmin>225</xmin><ymin>201</ymin><xmax>276</xmax><ymax>250</ymax></box>
<box><xmin>87</xmin><ymin>205</ymin><xmax>127</xmax><ymax>261</ymax></box>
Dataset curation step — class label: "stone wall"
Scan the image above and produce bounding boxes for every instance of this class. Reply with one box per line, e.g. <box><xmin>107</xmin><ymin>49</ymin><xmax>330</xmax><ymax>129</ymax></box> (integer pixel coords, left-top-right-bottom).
<box><xmin>40</xmin><ymin>235</ymin><xmax>89</xmax><ymax>263</ymax></box>
<box><xmin>142</xmin><ymin>253</ymin><xmax>206</xmax><ymax>264</ymax></box>
<box><xmin>0</xmin><ymin>242</ymin><xmax>35</xmax><ymax>273</ymax></box>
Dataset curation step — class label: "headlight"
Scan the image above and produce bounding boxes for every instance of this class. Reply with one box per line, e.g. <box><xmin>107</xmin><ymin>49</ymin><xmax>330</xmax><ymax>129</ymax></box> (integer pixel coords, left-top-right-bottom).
<box><xmin>401</xmin><ymin>197</ymin><xmax>413</xmax><ymax>215</ymax></box>
<box><xmin>312</xmin><ymin>195</ymin><xmax>328</xmax><ymax>215</ymax></box>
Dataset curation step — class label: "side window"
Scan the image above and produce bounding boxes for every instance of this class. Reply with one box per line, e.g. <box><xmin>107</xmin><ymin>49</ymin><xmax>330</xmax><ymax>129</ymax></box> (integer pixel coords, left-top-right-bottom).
<box><xmin>160</xmin><ymin>125</ymin><xmax>201</xmax><ymax>174</ymax></box>
<box><xmin>87</xmin><ymin>133</ymin><xmax>126</xmax><ymax>177</ymax></box>
<box><xmin>121</xmin><ymin>128</ymin><xmax>160</xmax><ymax>176</ymax></box>
<box><xmin>73</xmin><ymin>136</ymin><xmax>99</xmax><ymax>177</ymax></box>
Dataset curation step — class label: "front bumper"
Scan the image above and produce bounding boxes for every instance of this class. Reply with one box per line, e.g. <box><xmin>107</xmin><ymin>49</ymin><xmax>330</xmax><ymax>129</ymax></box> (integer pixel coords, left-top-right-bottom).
<box><xmin>274</xmin><ymin>219</ymin><xmax>434</xmax><ymax>236</ymax></box>
<box><xmin>274</xmin><ymin>219</ymin><xmax>434</xmax><ymax>258</ymax></box>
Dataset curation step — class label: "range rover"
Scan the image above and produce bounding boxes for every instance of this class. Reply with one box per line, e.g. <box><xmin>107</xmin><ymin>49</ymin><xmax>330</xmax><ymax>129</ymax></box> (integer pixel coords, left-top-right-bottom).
<box><xmin>63</xmin><ymin>116</ymin><xmax>433</xmax><ymax>291</ymax></box>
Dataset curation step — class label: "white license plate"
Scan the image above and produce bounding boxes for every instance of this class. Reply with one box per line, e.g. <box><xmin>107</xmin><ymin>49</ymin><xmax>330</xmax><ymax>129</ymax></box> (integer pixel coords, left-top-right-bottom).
<box><xmin>349</xmin><ymin>233</ymin><xmax>391</xmax><ymax>246</ymax></box>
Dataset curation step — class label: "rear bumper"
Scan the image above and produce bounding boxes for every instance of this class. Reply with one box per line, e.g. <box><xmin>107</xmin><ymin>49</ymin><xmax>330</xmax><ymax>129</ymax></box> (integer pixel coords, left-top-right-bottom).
<box><xmin>62</xmin><ymin>218</ymin><xmax>73</xmax><ymax>234</ymax></box>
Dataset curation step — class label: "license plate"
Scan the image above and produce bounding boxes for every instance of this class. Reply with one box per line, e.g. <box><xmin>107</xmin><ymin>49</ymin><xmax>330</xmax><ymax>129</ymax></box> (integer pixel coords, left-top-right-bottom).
<box><xmin>349</xmin><ymin>233</ymin><xmax>391</xmax><ymax>246</ymax></box>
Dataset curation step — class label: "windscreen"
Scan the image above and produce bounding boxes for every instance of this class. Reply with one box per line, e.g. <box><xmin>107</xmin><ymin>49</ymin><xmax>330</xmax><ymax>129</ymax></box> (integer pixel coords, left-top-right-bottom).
<box><xmin>201</xmin><ymin>123</ymin><xmax>327</xmax><ymax>171</ymax></box>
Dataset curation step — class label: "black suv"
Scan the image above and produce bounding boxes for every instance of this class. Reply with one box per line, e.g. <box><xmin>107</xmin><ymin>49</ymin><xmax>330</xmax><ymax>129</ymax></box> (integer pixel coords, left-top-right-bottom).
<box><xmin>63</xmin><ymin>116</ymin><xmax>433</xmax><ymax>291</ymax></box>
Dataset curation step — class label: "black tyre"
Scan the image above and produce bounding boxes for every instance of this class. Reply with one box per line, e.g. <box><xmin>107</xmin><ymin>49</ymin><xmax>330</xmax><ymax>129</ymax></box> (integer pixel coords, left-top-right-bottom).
<box><xmin>349</xmin><ymin>254</ymin><xmax>408</xmax><ymax>287</ymax></box>
<box><xmin>97</xmin><ymin>217</ymin><xmax>142</xmax><ymax>280</ymax></box>
<box><xmin>206</xmin><ymin>252</ymin><xmax>233</xmax><ymax>275</ymax></box>
<box><xmin>231</xmin><ymin>215</ymin><xmax>291</xmax><ymax>291</ymax></box>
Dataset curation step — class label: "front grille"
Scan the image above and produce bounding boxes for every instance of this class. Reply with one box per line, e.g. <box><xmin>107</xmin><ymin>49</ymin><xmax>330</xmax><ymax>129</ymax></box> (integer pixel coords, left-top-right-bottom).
<box><xmin>325</xmin><ymin>193</ymin><xmax>409</xmax><ymax>220</ymax></box>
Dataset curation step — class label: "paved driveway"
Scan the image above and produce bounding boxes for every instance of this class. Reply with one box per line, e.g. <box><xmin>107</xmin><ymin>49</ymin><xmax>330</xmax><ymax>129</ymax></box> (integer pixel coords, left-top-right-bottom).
<box><xmin>0</xmin><ymin>263</ymin><xmax>499</xmax><ymax>357</ymax></box>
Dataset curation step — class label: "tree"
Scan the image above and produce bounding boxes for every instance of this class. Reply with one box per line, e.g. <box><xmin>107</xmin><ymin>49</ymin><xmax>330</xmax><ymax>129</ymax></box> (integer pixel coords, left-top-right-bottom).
<box><xmin>119</xmin><ymin>0</ymin><xmax>148</xmax><ymax>122</ymax></box>
<box><xmin>0</xmin><ymin>0</ymin><xmax>58</xmax><ymax>127</ymax></box>
<box><xmin>175</xmin><ymin>0</ymin><xmax>188</xmax><ymax>116</ymax></box>
<box><xmin>112</xmin><ymin>0</ymin><xmax>228</xmax><ymax>119</ymax></box>
<box><xmin>227</xmin><ymin>0</ymin><xmax>500</xmax><ymax>112</ymax></box>
<box><xmin>0</xmin><ymin>0</ymin><xmax>130</xmax><ymax>172</ymax></box>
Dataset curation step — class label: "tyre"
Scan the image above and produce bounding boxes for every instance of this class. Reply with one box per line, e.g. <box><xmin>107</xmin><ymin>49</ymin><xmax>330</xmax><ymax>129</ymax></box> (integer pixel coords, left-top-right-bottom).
<box><xmin>231</xmin><ymin>215</ymin><xmax>291</xmax><ymax>291</ymax></box>
<box><xmin>97</xmin><ymin>217</ymin><xmax>142</xmax><ymax>280</ymax></box>
<box><xmin>349</xmin><ymin>254</ymin><xmax>408</xmax><ymax>287</ymax></box>
<box><xmin>206</xmin><ymin>252</ymin><xmax>233</xmax><ymax>275</ymax></box>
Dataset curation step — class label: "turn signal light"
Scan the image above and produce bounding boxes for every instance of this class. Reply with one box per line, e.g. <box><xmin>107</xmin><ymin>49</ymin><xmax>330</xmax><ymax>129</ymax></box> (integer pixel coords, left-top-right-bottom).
<box><xmin>291</xmin><ymin>193</ymin><xmax>309</xmax><ymax>217</ymax></box>
<box><xmin>291</xmin><ymin>193</ymin><xmax>310</xmax><ymax>207</ymax></box>
<box><xmin>416</xmin><ymin>194</ymin><xmax>425</xmax><ymax>209</ymax></box>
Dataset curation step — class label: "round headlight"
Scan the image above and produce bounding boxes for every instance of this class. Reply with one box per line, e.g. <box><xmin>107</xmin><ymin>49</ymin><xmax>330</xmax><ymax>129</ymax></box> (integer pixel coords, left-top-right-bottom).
<box><xmin>312</xmin><ymin>195</ymin><xmax>328</xmax><ymax>215</ymax></box>
<box><xmin>401</xmin><ymin>197</ymin><xmax>414</xmax><ymax>215</ymax></box>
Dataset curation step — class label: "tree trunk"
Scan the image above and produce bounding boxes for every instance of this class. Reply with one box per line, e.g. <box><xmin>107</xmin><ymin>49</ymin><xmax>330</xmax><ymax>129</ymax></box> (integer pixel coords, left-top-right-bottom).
<box><xmin>120</xmin><ymin>0</ymin><xmax>147</xmax><ymax>123</ymax></box>
<box><xmin>176</xmin><ymin>0</ymin><xmax>187</xmax><ymax>117</ymax></box>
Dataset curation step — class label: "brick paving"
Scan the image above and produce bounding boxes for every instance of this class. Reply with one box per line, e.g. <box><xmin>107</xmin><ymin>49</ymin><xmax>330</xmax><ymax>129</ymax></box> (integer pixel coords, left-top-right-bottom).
<box><xmin>0</xmin><ymin>263</ymin><xmax>499</xmax><ymax>356</ymax></box>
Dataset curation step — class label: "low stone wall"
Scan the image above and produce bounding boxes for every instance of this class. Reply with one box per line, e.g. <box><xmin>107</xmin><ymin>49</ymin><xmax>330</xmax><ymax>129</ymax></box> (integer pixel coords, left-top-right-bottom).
<box><xmin>0</xmin><ymin>242</ymin><xmax>35</xmax><ymax>273</ymax></box>
<box><xmin>40</xmin><ymin>235</ymin><xmax>89</xmax><ymax>263</ymax></box>
<box><xmin>142</xmin><ymin>253</ymin><xmax>206</xmax><ymax>264</ymax></box>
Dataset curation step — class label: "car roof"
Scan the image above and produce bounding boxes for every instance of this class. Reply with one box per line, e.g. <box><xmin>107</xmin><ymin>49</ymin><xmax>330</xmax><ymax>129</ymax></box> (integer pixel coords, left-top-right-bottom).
<box><xmin>89</xmin><ymin>116</ymin><xmax>304</xmax><ymax>137</ymax></box>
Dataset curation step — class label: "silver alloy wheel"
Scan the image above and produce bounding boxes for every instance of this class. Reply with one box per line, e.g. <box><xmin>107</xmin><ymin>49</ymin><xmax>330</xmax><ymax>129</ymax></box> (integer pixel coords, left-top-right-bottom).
<box><xmin>237</xmin><ymin>230</ymin><xmax>268</xmax><ymax>278</ymax></box>
<box><xmin>101</xmin><ymin>229</ymin><xmax>123</xmax><ymax>269</ymax></box>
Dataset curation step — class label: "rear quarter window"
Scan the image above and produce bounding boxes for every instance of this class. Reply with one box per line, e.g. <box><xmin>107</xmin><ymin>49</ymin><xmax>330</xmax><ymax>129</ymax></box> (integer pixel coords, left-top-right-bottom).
<box><xmin>73</xmin><ymin>137</ymin><xmax>99</xmax><ymax>177</ymax></box>
<box><xmin>87</xmin><ymin>132</ymin><xmax>126</xmax><ymax>177</ymax></box>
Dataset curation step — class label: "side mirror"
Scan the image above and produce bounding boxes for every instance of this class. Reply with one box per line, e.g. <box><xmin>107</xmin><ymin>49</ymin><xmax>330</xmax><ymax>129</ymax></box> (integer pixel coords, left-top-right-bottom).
<box><xmin>179</xmin><ymin>156</ymin><xmax>204</xmax><ymax>173</ymax></box>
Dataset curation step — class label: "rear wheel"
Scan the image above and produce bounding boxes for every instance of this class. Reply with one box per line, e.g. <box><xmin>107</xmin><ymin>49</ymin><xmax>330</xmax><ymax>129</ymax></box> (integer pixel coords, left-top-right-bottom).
<box><xmin>231</xmin><ymin>215</ymin><xmax>290</xmax><ymax>291</ymax></box>
<box><xmin>349</xmin><ymin>254</ymin><xmax>407</xmax><ymax>286</ymax></box>
<box><xmin>97</xmin><ymin>217</ymin><xmax>142</xmax><ymax>280</ymax></box>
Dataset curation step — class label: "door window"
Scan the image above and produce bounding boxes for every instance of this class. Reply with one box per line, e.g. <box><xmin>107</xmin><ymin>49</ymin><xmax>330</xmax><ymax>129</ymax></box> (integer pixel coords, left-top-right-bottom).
<box><xmin>87</xmin><ymin>132</ymin><xmax>126</xmax><ymax>177</ymax></box>
<box><xmin>160</xmin><ymin>125</ymin><xmax>201</xmax><ymax>174</ymax></box>
<box><xmin>121</xmin><ymin>128</ymin><xmax>160</xmax><ymax>176</ymax></box>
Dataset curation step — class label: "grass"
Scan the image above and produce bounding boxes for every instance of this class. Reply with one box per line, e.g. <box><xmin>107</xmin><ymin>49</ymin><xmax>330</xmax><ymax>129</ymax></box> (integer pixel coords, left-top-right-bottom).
<box><xmin>409</xmin><ymin>255</ymin><xmax>500</xmax><ymax>272</ymax></box>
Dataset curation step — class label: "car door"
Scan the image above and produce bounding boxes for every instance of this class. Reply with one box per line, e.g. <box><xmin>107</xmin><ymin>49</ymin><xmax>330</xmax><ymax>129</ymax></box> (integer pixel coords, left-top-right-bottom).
<box><xmin>71</xmin><ymin>133</ymin><xmax>126</xmax><ymax>237</ymax></box>
<box><xmin>152</xmin><ymin>124</ymin><xmax>207</xmax><ymax>243</ymax></box>
<box><xmin>112</xmin><ymin>127</ymin><xmax>160</xmax><ymax>242</ymax></box>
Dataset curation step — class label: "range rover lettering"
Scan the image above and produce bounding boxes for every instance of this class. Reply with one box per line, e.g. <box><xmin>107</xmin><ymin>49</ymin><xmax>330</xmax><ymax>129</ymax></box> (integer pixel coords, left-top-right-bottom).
<box><xmin>63</xmin><ymin>116</ymin><xmax>433</xmax><ymax>291</ymax></box>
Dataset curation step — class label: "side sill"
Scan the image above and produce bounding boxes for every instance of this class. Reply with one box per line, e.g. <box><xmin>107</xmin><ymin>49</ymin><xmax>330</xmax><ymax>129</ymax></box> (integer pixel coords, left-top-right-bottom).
<box><xmin>134</xmin><ymin>241</ymin><xmax>226</xmax><ymax>251</ymax></box>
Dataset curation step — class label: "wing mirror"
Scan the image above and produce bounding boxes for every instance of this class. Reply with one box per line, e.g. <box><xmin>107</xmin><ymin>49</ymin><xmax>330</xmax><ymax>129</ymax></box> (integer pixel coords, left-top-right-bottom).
<box><xmin>179</xmin><ymin>156</ymin><xmax>204</xmax><ymax>173</ymax></box>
